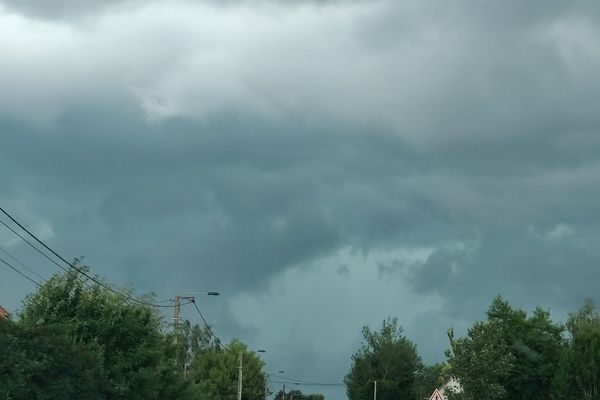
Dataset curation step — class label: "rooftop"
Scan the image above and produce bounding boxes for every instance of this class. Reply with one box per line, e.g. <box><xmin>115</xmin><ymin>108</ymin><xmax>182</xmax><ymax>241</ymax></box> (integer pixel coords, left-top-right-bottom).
<box><xmin>0</xmin><ymin>306</ymin><xmax>10</xmax><ymax>319</ymax></box>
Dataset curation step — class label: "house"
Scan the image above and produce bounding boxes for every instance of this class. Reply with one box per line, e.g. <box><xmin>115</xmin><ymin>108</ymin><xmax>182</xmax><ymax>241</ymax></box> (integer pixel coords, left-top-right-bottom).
<box><xmin>0</xmin><ymin>305</ymin><xmax>10</xmax><ymax>319</ymax></box>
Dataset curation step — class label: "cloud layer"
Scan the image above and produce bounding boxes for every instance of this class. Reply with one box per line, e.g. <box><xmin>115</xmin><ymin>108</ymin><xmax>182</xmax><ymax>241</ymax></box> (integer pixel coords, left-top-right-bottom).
<box><xmin>2</xmin><ymin>1</ymin><xmax>600</xmax><ymax>397</ymax></box>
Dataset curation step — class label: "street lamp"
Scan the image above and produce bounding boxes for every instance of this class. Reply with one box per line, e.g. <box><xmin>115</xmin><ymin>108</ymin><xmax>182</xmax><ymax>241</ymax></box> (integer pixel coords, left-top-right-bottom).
<box><xmin>182</xmin><ymin>292</ymin><xmax>220</xmax><ymax>296</ymax></box>
<box><xmin>238</xmin><ymin>348</ymin><xmax>268</xmax><ymax>400</ymax></box>
<box><xmin>172</xmin><ymin>291</ymin><xmax>220</xmax><ymax>372</ymax></box>
<box><xmin>173</xmin><ymin>291</ymin><xmax>220</xmax><ymax>333</ymax></box>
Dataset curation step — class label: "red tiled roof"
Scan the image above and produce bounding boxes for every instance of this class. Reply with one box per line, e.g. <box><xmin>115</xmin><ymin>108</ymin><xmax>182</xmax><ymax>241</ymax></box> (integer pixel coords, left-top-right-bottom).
<box><xmin>0</xmin><ymin>306</ymin><xmax>9</xmax><ymax>319</ymax></box>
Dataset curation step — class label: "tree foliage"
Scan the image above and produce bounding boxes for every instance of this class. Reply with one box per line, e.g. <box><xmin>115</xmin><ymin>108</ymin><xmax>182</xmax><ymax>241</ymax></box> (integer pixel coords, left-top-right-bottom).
<box><xmin>414</xmin><ymin>363</ymin><xmax>446</xmax><ymax>400</ymax></box>
<box><xmin>345</xmin><ymin>317</ymin><xmax>422</xmax><ymax>400</ymax></box>
<box><xmin>446</xmin><ymin>296</ymin><xmax>565</xmax><ymax>400</ymax></box>
<box><xmin>0</xmin><ymin>319</ymin><xmax>104</xmax><ymax>400</ymax></box>
<box><xmin>554</xmin><ymin>300</ymin><xmax>600</xmax><ymax>399</ymax></box>
<box><xmin>176</xmin><ymin>319</ymin><xmax>221</xmax><ymax>373</ymax></box>
<box><xmin>17</xmin><ymin>266</ymin><xmax>190</xmax><ymax>400</ymax></box>
<box><xmin>272</xmin><ymin>389</ymin><xmax>325</xmax><ymax>400</ymax></box>
<box><xmin>188</xmin><ymin>340</ymin><xmax>266</xmax><ymax>400</ymax></box>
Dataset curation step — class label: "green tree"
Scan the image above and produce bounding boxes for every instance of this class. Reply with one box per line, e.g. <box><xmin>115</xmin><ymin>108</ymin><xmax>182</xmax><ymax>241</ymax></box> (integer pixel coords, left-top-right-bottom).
<box><xmin>18</xmin><ymin>267</ymin><xmax>190</xmax><ymax>400</ymax></box>
<box><xmin>0</xmin><ymin>318</ymin><xmax>104</xmax><ymax>400</ymax></box>
<box><xmin>273</xmin><ymin>389</ymin><xmax>304</xmax><ymax>400</ymax></box>
<box><xmin>446</xmin><ymin>296</ymin><xmax>564</xmax><ymax>400</ymax></box>
<box><xmin>176</xmin><ymin>319</ymin><xmax>221</xmax><ymax>372</ymax></box>
<box><xmin>414</xmin><ymin>363</ymin><xmax>446</xmax><ymax>400</ymax></box>
<box><xmin>188</xmin><ymin>340</ymin><xmax>266</xmax><ymax>400</ymax></box>
<box><xmin>345</xmin><ymin>317</ymin><xmax>422</xmax><ymax>400</ymax></box>
<box><xmin>273</xmin><ymin>389</ymin><xmax>324</xmax><ymax>400</ymax></box>
<box><xmin>446</xmin><ymin>320</ymin><xmax>514</xmax><ymax>400</ymax></box>
<box><xmin>554</xmin><ymin>300</ymin><xmax>600</xmax><ymax>400</ymax></box>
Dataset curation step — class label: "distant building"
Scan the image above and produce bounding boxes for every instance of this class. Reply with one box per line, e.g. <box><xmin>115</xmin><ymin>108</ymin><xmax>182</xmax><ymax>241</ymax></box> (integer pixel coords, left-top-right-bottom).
<box><xmin>0</xmin><ymin>305</ymin><xmax>10</xmax><ymax>319</ymax></box>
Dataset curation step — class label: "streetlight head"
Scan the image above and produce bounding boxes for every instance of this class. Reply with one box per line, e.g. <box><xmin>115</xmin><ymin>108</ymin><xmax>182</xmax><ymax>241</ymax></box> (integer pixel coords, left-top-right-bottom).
<box><xmin>256</xmin><ymin>349</ymin><xmax>266</xmax><ymax>353</ymax></box>
<box><xmin>207</xmin><ymin>292</ymin><xmax>220</xmax><ymax>296</ymax></box>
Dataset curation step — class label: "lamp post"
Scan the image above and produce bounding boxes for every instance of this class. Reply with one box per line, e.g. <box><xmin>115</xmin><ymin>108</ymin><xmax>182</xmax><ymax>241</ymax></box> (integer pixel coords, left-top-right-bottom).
<box><xmin>173</xmin><ymin>292</ymin><xmax>220</xmax><ymax>337</ymax></box>
<box><xmin>238</xmin><ymin>348</ymin><xmax>267</xmax><ymax>400</ymax></box>
<box><xmin>172</xmin><ymin>291</ymin><xmax>219</xmax><ymax>371</ymax></box>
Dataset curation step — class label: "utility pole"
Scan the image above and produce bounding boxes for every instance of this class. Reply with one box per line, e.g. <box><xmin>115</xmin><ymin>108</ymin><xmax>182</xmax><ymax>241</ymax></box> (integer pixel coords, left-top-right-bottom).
<box><xmin>173</xmin><ymin>295</ymin><xmax>182</xmax><ymax>369</ymax></box>
<box><xmin>173</xmin><ymin>295</ymin><xmax>182</xmax><ymax>338</ymax></box>
<box><xmin>264</xmin><ymin>375</ymin><xmax>269</xmax><ymax>400</ymax></box>
<box><xmin>172</xmin><ymin>292</ymin><xmax>220</xmax><ymax>374</ymax></box>
<box><xmin>237</xmin><ymin>352</ymin><xmax>243</xmax><ymax>400</ymax></box>
<box><xmin>373</xmin><ymin>380</ymin><xmax>377</xmax><ymax>400</ymax></box>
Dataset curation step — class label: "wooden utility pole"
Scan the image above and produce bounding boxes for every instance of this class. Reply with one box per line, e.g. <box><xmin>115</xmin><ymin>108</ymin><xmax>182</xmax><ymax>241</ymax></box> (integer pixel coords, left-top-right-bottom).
<box><xmin>173</xmin><ymin>295</ymin><xmax>182</xmax><ymax>368</ymax></box>
<box><xmin>173</xmin><ymin>295</ymin><xmax>182</xmax><ymax>337</ymax></box>
<box><xmin>237</xmin><ymin>352</ymin><xmax>243</xmax><ymax>400</ymax></box>
<box><xmin>264</xmin><ymin>375</ymin><xmax>269</xmax><ymax>400</ymax></box>
<box><xmin>171</xmin><ymin>292</ymin><xmax>219</xmax><ymax>374</ymax></box>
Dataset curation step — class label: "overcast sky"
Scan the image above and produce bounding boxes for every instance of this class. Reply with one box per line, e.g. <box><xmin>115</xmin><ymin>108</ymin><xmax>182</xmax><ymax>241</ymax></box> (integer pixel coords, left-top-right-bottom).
<box><xmin>2</xmin><ymin>1</ymin><xmax>600</xmax><ymax>398</ymax></box>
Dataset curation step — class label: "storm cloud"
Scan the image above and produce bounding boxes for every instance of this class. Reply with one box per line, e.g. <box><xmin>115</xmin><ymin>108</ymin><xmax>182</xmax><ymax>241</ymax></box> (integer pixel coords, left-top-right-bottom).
<box><xmin>2</xmin><ymin>1</ymin><xmax>600</xmax><ymax>398</ymax></box>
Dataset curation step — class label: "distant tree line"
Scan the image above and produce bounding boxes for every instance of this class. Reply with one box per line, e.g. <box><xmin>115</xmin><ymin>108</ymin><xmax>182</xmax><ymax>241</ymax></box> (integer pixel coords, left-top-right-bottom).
<box><xmin>344</xmin><ymin>296</ymin><xmax>600</xmax><ymax>400</ymax></box>
<box><xmin>4</xmin><ymin>263</ymin><xmax>599</xmax><ymax>400</ymax></box>
<box><xmin>272</xmin><ymin>389</ymin><xmax>324</xmax><ymax>400</ymax></box>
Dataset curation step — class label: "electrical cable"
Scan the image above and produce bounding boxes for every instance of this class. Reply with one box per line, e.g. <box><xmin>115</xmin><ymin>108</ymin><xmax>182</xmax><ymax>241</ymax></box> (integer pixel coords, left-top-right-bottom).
<box><xmin>0</xmin><ymin>217</ymin><xmax>98</xmax><ymax>293</ymax></box>
<box><xmin>191</xmin><ymin>299</ymin><xmax>225</xmax><ymax>350</ymax></box>
<box><xmin>270</xmin><ymin>380</ymin><xmax>345</xmax><ymax>386</ymax></box>
<box><xmin>271</xmin><ymin>373</ymin><xmax>345</xmax><ymax>385</ymax></box>
<box><xmin>0</xmin><ymin>207</ymin><xmax>178</xmax><ymax>308</ymax></box>
<box><xmin>267</xmin><ymin>374</ymin><xmax>277</xmax><ymax>394</ymax></box>
<box><xmin>0</xmin><ymin>254</ymin><xmax>42</xmax><ymax>288</ymax></box>
<box><xmin>0</xmin><ymin>218</ymin><xmax>71</xmax><ymax>274</ymax></box>
<box><xmin>0</xmin><ymin>244</ymin><xmax>47</xmax><ymax>282</ymax></box>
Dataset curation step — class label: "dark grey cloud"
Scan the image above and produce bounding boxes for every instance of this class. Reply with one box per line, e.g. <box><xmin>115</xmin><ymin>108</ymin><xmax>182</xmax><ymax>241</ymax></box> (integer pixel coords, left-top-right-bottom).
<box><xmin>0</xmin><ymin>0</ymin><xmax>359</xmax><ymax>21</ymax></box>
<box><xmin>0</xmin><ymin>104</ymin><xmax>434</xmax><ymax>291</ymax></box>
<box><xmin>0</xmin><ymin>0</ymin><xmax>142</xmax><ymax>20</ymax></box>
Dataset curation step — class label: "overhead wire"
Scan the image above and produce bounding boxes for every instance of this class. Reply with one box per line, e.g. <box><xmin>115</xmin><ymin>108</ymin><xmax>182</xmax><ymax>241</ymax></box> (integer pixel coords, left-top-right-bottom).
<box><xmin>0</xmin><ymin>207</ymin><xmax>178</xmax><ymax>309</ymax></box>
<box><xmin>266</xmin><ymin>374</ymin><xmax>277</xmax><ymax>395</ymax></box>
<box><xmin>1</xmin><ymin>207</ymin><xmax>338</xmax><ymax>387</ymax></box>
<box><xmin>0</xmin><ymin>217</ymin><xmax>97</xmax><ymax>292</ymax></box>
<box><xmin>0</xmin><ymin>244</ymin><xmax>47</xmax><ymax>282</ymax></box>
<box><xmin>0</xmin><ymin>218</ymin><xmax>71</xmax><ymax>274</ymax></box>
<box><xmin>191</xmin><ymin>298</ymin><xmax>225</xmax><ymax>350</ymax></box>
<box><xmin>0</xmin><ymin>254</ymin><xmax>43</xmax><ymax>288</ymax></box>
<box><xmin>270</xmin><ymin>380</ymin><xmax>345</xmax><ymax>387</ymax></box>
<box><xmin>270</xmin><ymin>373</ymin><xmax>345</xmax><ymax>386</ymax></box>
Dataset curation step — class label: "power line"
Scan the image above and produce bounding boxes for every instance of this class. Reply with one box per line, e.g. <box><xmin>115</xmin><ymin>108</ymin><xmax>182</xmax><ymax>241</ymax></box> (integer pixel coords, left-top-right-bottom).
<box><xmin>0</xmin><ymin>244</ymin><xmax>47</xmax><ymax>282</ymax></box>
<box><xmin>271</xmin><ymin>374</ymin><xmax>345</xmax><ymax>385</ymax></box>
<box><xmin>0</xmin><ymin>254</ymin><xmax>42</xmax><ymax>288</ymax></box>
<box><xmin>0</xmin><ymin>218</ymin><xmax>70</xmax><ymax>274</ymax></box>
<box><xmin>0</xmin><ymin>207</ymin><xmax>178</xmax><ymax>309</ymax></box>
<box><xmin>0</xmin><ymin>217</ymin><xmax>97</xmax><ymax>292</ymax></box>
<box><xmin>266</xmin><ymin>374</ymin><xmax>277</xmax><ymax>394</ymax></box>
<box><xmin>191</xmin><ymin>299</ymin><xmax>225</xmax><ymax>350</ymax></box>
<box><xmin>270</xmin><ymin>380</ymin><xmax>345</xmax><ymax>387</ymax></box>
